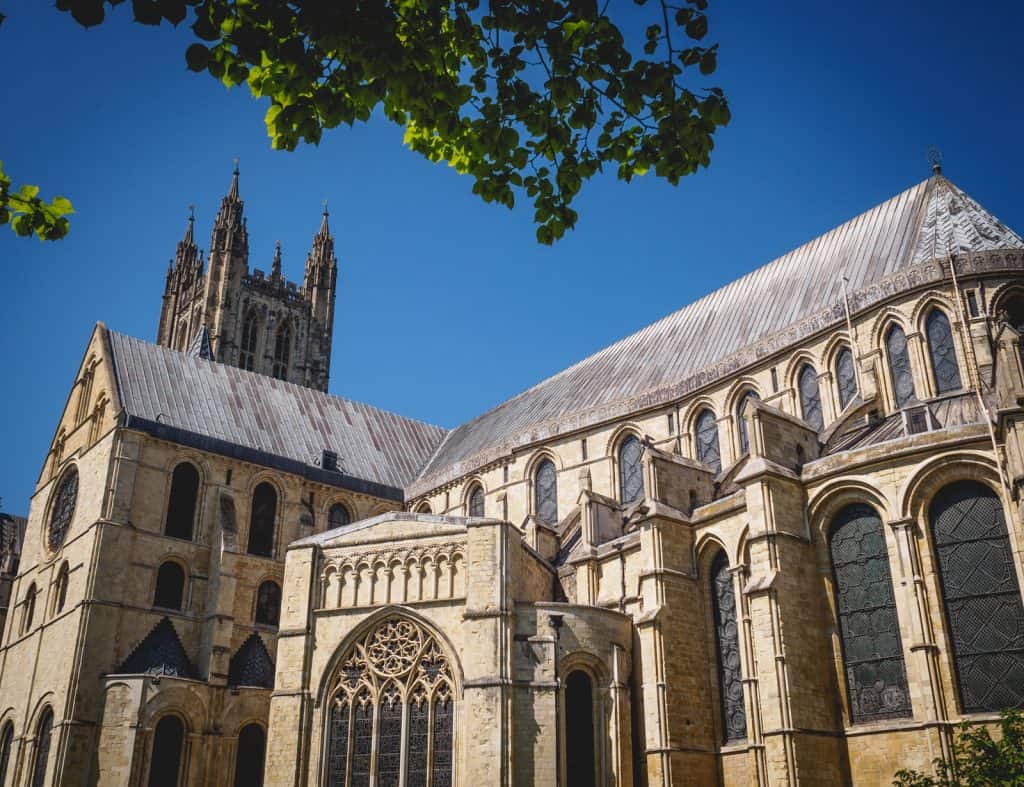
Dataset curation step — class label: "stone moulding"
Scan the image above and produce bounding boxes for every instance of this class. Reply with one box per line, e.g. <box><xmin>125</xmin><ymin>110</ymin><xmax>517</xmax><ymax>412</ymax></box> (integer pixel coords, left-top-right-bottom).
<box><xmin>407</xmin><ymin>250</ymin><xmax>1024</xmax><ymax>499</ymax></box>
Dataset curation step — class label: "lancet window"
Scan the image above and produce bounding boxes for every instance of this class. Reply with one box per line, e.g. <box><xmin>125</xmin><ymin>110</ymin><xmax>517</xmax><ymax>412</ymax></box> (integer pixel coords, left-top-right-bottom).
<box><xmin>885</xmin><ymin>324</ymin><xmax>916</xmax><ymax>408</ymax></box>
<box><xmin>240</xmin><ymin>311</ymin><xmax>259</xmax><ymax>371</ymax></box>
<box><xmin>326</xmin><ymin>618</ymin><xmax>455</xmax><ymax>787</ymax></box>
<box><xmin>272</xmin><ymin>323</ymin><xmax>291</xmax><ymax>380</ymax></box>
<box><xmin>247</xmin><ymin>483</ymin><xmax>277</xmax><ymax>558</ymax></box>
<box><xmin>797</xmin><ymin>364</ymin><xmax>824</xmax><ymax>431</ymax></box>
<box><xmin>31</xmin><ymin>708</ymin><xmax>53</xmax><ymax>787</ymax></box>
<box><xmin>618</xmin><ymin>434</ymin><xmax>644</xmax><ymax>504</ymax></box>
<box><xmin>467</xmin><ymin>485</ymin><xmax>484</xmax><ymax>518</ymax></box>
<box><xmin>735</xmin><ymin>390</ymin><xmax>760</xmax><ymax>455</ymax></box>
<box><xmin>925</xmin><ymin>309</ymin><xmax>962</xmax><ymax>394</ymax></box>
<box><xmin>835</xmin><ymin>346</ymin><xmax>858</xmax><ymax>410</ymax></box>
<box><xmin>710</xmin><ymin>551</ymin><xmax>746</xmax><ymax>741</ymax></box>
<box><xmin>165</xmin><ymin>462</ymin><xmax>199</xmax><ymax>540</ymax></box>
<box><xmin>534</xmin><ymin>459</ymin><xmax>558</xmax><ymax>524</ymax></box>
<box><xmin>695</xmin><ymin>409</ymin><xmax>721</xmax><ymax>473</ymax></box>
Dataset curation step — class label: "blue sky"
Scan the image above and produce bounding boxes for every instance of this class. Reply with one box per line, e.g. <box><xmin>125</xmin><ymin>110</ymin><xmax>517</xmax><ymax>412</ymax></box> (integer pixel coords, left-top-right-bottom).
<box><xmin>1</xmin><ymin>1</ymin><xmax>1022</xmax><ymax>514</ymax></box>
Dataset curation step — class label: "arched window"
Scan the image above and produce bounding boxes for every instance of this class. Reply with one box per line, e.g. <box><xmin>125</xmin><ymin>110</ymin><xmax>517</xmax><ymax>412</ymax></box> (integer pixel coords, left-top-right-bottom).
<box><xmin>23</xmin><ymin>583</ymin><xmax>38</xmax><ymax>632</ymax></box>
<box><xmin>711</xmin><ymin>552</ymin><xmax>747</xmax><ymax>741</ymax></box>
<box><xmin>54</xmin><ymin>562</ymin><xmax>69</xmax><ymax>615</ymax></box>
<box><xmin>467</xmin><ymin>485</ymin><xmax>485</xmax><ymax>518</ymax></box>
<box><xmin>925</xmin><ymin>309</ymin><xmax>962</xmax><ymax>394</ymax></box>
<box><xmin>147</xmin><ymin>715</ymin><xmax>185</xmax><ymax>787</ymax></box>
<box><xmin>565</xmin><ymin>671</ymin><xmax>596</xmax><ymax>787</ymax></box>
<box><xmin>835</xmin><ymin>346</ymin><xmax>858</xmax><ymax>411</ymax></box>
<box><xmin>797</xmin><ymin>364</ymin><xmax>824</xmax><ymax>431</ymax></box>
<box><xmin>695</xmin><ymin>409</ymin><xmax>721</xmax><ymax>473</ymax></box>
<box><xmin>272</xmin><ymin>323</ymin><xmax>291</xmax><ymax>380</ymax></box>
<box><xmin>735</xmin><ymin>390</ymin><xmax>760</xmax><ymax>455</ymax></box>
<box><xmin>325</xmin><ymin>618</ymin><xmax>455</xmax><ymax>787</ymax></box>
<box><xmin>829</xmin><ymin>504</ymin><xmax>911</xmax><ymax>722</ymax></box>
<box><xmin>30</xmin><ymin>708</ymin><xmax>52</xmax><ymax>787</ymax></box>
<box><xmin>165</xmin><ymin>463</ymin><xmax>199</xmax><ymax>541</ymax></box>
<box><xmin>255</xmin><ymin>581</ymin><xmax>281</xmax><ymax>626</ymax></box>
<box><xmin>247</xmin><ymin>483</ymin><xmax>277</xmax><ymax>558</ymax></box>
<box><xmin>415</xmin><ymin>502</ymin><xmax>432</xmax><ymax>514</ymax></box>
<box><xmin>618</xmin><ymin>434</ymin><xmax>645</xmax><ymax>504</ymax></box>
<box><xmin>328</xmin><ymin>503</ymin><xmax>351</xmax><ymax>530</ymax></box>
<box><xmin>0</xmin><ymin>721</ymin><xmax>13</xmax><ymax>787</ymax></box>
<box><xmin>239</xmin><ymin>310</ymin><xmax>259</xmax><ymax>371</ymax></box>
<box><xmin>534</xmin><ymin>459</ymin><xmax>558</xmax><ymax>524</ymax></box>
<box><xmin>48</xmin><ymin>466</ymin><xmax>78</xmax><ymax>552</ymax></box>
<box><xmin>233</xmin><ymin>724</ymin><xmax>266</xmax><ymax>787</ymax></box>
<box><xmin>885</xmin><ymin>324</ymin><xmax>916</xmax><ymax>408</ymax></box>
<box><xmin>929</xmin><ymin>480</ymin><xmax>1024</xmax><ymax>712</ymax></box>
<box><xmin>153</xmin><ymin>562</ymin><xmax>186</xmax><ymax>611</ymax></box>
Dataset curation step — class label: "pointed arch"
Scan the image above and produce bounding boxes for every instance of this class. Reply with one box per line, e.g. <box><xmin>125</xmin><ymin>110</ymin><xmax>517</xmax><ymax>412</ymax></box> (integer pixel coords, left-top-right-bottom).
<box><xmin>924</xmin><ymin>308</ymin><xmax>963</xmax><ymax>394</ymax></box>
<box><xmin>272</xmin><ymin>321</ymin><xmax>292</xmax><ymax>380</ymax></box>
<box><xmin>832</xmin><ymin>344</ymin><xmax>858</xmax><ymax>411</ymax></box>
<box><xmin>239</xmin><ymin>308</ymin><xmax>259</xmax><ymax>372</ymax></box>
<box><xmin>533</xmin><ymin>457</ymin><xmax>558</xmax><ymax>524</ymax></box>
<box><xmin>465</xmin><ymin>481</ymin><xmax>485</xmax><ymax>518</ymax></box>
<box><xmin>709</xmin><ymin>550</ymin><xmax>747</xmax><ymax>741</ymax></box>
<box><xmin>797</xmin><ymin>363</ymin><xmax>824</xmax><ymax>431</ymax></box>
<box><xmin>247</xmin><ymin>482</ymin><xmax>278</xmax><ymax>558</ymax></box>
<box><xmin>885</xmin><ymin>322</ymin><xmax>916</xmax><ymax>408</ymax></box>
<box><xmin>693</xmin><ymin>407</ymin><xmax>721</xmax><ymax>473</ymax></box>
<box><xmin>30</xmin><ymin>706</ymin><xmax>53</xmax><ymax>787</ymax></box>
<box><xmin>616</xmin><ymin>432</ymin><xmax>645</xmax><ymax>504</ymax></box>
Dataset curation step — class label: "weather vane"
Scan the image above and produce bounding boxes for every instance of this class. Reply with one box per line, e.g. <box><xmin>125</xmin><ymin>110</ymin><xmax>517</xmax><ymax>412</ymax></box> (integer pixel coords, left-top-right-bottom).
<box><xmin>927</xmin><ymin>146</ymin><xmax>943</xmax><ymax>175</ymax></box>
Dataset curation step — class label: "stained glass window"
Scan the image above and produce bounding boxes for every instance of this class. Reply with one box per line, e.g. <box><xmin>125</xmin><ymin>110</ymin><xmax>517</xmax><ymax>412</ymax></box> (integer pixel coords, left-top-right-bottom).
<box><xmin>835</xmin><ymin>346</ymin><xmax>858</xmax><ymax>410</ymax></box>
<box><xmin>534</xmin><ymin>459</ymin><xmax>558</xmax><ymax>524</ymax></box>
<box><xmin>829</xmin><ymin>504</ymin><xmax>911</xmax><ymax>723</ymax></box>
<box><xmin>48</xmin><ymin>466</ymin><xmax>78</xmax><ymax>552</ymax></box>
<box><xmin>165</xmin><ymin>463</ymin><xmax>199</xmax><ymax>540</ymax></box>
<box><xmin>325</xmin><ymin>618</ymin><xmax>456</xmax><ymax>787</ymax></box>
<box><xmin>929</xmin><ymin>481</ymin><xmax>1024</xmax><ymax>712</ymax></box>
<box><xmin>695</xmin><ymin>409</ymin><xmax>721</xmax><ymax>473</ymax></box>
<box><xmin>153</xmin><ymin>562</ymin><xmax>185</xmax><ymax>610</ymax></box>
<box><xmin>711</xmin><ymin>552</ymin><xmax>747</xmax><ymax>741</ymax></box>
<box><xmin>54</xmin><ymin>562</ymin><xmax>69</xmax><ymax>615</ymax></box>
<box><xmin>255</xmin><ymin>581</ymin><xmax>281</xmax><ymax>626</ymax></box>
<box><xmin>247</xmin><ymin>483</ymin><xmax>277</xmax><ymax>557</ymax></box>
<box><xmin>736</xmin><ymin>390</ymin><xmax>760</xmax><ymax>455</ymax></box>
<box><xmin>925</xmin><ymin>309</ymin><xmax>963</xmax><ymax>394</ymax></box>
<box><xmin>239</xmin><ymin>310</ymin><xmax>258</xmax><ymax>372</ymax></box>
<box><xmin>31</xmin><ymin>710</ymin><xmax>52</xmax><ymax>787</ymax></box>
<box><xmin>886</xmin><ymin>324</ymin><xmax>916</xmax><ymax>408</ymax></box>
<box><xmin>468</xmin><ymin>485</ymin><xmax>484</xmax><ymax>518</ymax></box>
<box><xmin>618</xmin><ymin>435</ymin><xmax>644</xmax><ymax>504</ymax></box>
<box><xmin>272</xmin><ymin>323</ymin><xmax>291</xmax><ymax>380</ymax></box>
<box><xmin>797</xmin><ymin>364</ymin><xmax>824</xmax><ymax>431</ymax></box>
<box><xmin>328</xmin><ymin>503</ymin><xmax>351</xmax><ymax>530</ymax></box>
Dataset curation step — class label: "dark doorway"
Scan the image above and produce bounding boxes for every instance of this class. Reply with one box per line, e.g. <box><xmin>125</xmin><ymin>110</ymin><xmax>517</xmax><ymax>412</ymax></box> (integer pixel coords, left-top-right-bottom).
<box><xmin>565</xmin><ymin>670</ymin><xmax>596</xmax><ymax>787</ymax></box>
<box><xmin>233</xmin><ymin>723</ymin><xmax>266</xmax><ymax>787</ymax></box>
<box><xmin>147</xmin><ymin>715</ymin><xmax>185</xmax><ymax>787</ymax></box>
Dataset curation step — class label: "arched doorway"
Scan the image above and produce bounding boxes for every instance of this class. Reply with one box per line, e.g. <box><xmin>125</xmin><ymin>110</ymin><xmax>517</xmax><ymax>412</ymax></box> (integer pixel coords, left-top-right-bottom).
<box><xmin>147</xmin><ymin>715</ymin><xmax>185</xmax><ymax>787</ymax></box>
<box><xmin>565</xmin><ymin>670</ymin><xmax>596</xmax><ymax>787</ymax></box>
<box><xmin>233</xmin><ymin>723</ymin><xmax>266</xmax><ymax>787</ymax></box>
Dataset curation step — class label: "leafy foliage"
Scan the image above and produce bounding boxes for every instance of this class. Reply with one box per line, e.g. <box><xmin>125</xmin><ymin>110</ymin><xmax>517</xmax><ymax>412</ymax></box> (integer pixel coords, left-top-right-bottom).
<box><xmin>53</xmin><ymin>0</ymin><xmax>730</xmax><ymax>243</ymax></box>
<box><xmin>0</xmin><ymin>162</ymin><xmax>74</xmax><ymax>242</ymax></box>
<box><xmin>892</xmin><ymin>710</ymin><xmax>1024</xmax><ymax>787</ymax></box>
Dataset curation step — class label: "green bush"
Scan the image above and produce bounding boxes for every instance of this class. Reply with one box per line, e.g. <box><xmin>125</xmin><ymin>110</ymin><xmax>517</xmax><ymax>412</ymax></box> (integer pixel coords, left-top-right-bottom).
<box><xmin>893</xmin><ymin>709</ymin><xmax>1024</xmax><ymax>786</ymax></box>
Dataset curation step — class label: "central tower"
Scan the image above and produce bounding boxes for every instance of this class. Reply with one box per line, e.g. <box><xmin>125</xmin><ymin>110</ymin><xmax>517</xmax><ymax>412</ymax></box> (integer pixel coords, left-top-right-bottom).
<box><xmin>156</xmin><ymin>167</ymin><xmax>338</xmax><ymax>391</ymax></box>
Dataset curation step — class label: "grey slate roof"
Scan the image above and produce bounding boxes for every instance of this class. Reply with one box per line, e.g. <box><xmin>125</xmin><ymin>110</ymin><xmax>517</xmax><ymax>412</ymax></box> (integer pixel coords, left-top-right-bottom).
<box><xmin>413</xmin><ymin>175</ymin><xmax>1022</xmax><ymax>492</ymax></box>
<box><xmin>106</xmin><ymin>331</ymin><xmax>447</xmax><ymax>499</ymax></box>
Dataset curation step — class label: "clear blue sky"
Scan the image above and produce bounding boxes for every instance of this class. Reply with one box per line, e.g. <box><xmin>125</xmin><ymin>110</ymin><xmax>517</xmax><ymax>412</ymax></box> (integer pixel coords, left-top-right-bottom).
<box><xmin>1</xmin><ymin>1</ymin><xmax>1022</xmax><ymax>514</ymax></box>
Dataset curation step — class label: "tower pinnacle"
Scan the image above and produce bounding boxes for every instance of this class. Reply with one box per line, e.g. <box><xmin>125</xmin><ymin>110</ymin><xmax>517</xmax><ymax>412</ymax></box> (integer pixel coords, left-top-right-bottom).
<box><xmin>272</xmin><ymin>240</ymin><xmax>282</xmax><ymax>279</ymax></box>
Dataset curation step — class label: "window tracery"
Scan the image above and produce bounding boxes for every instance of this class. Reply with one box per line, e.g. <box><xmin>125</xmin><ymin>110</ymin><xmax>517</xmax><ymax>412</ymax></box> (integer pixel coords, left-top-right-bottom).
<box><xmin>710</xmin><ymin>552</ymin><xmax>746</xmax><ymax>741</ymax></box>
<box><xmin>695</xmin><ymin>409</ymin><xmax>721</xmax><ymax>473</ymax></box>
<box><xmin>326</xmin><ymin>618</ymin><xmax>455</xmax><ymax>787</ymax></box>
<box><xmin>797</xmin><ymin>364</ymin><xmax>824</xmax><ymax>431</ymax></box>
<box><xmin>534</xmin><ymin>459</ymin><xmax>558</xmax><ymax>524</ymax></box>
<box><xmin>618</xmin><ymin>435</ymin><xmax>644</xmax><ymax>504</ymax></box>
<box><xmin>467</xmin><ymin>485</ymin><xmax>484</xmax><ymax>518</ymax></box>
<box><xmin>272</xmin><ymin>322</ymin><xmax>291</xmax><ymax>380</ymax></box>
<box><xmin>885</xmin><ymin>324</ymin><xmax>916</xmax><ymax>408</ymax></box>
<box><xmin>835</xmin><ymin>346</ymin><xmax>858</xmax><ymax>410</ymax></box>
<box><xmin>925</xmin><ymin>309</ymin><xmax>962</xmax><ymax>394</ymax></box>
<box><xmin>735</xmin><ymin>390</ymin><xmax>760</xmax><ymax>455</ymax></box>
<box><xmin>240</xmin><ymin>310</ymin><xmax>259</xmax><ymax>371</ymax></box>
<box><xmin>48</xmin><ymin>466</ymin><xmax>78</xmax><ymax>552</ymax></box>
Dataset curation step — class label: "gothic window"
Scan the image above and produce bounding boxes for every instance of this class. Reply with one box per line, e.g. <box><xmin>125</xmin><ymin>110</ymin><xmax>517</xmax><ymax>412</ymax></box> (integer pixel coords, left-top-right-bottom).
<box><xmin>929</xmin><ymin>480</ymin><xmax>1024</xmax><ymax>712</ymax></box>
<box><xmin>735</xmin><ymin>390</ymin><xmax>760</xmax><ymax>455</ymax></box>
<box><xmin>925</xmin><ymin>309</ymin><xmax>963</xmax><ymax>394</ymax></box>
<box><xmin>618</xmin><ymin>434</ymin><xmax>645</xmax><ymax>504</ymax></box>
<box><xmin>695</xmin><ymin>409</ymin><xmax>721</xmax><ymax>473</ymax></box>
<box><xmin>54</xmin><ymin>561</ymin><xmax>69</xmax><ymax>615</ymax></box>
<box><xmin>48</xmin><ymin>466</ymin><xmax>78</xmax><ymax>552</ymax></box>
<box><xmin>829</xmin><ymin>504</ymin><xmax>912</xmax><ymax>723</ymax></box>
<box><xmin>0</xmin><ymin>722</ymin><xmax>13</xmax><ymax>787</ymax></box>
<box><xmin>272</xmin><ymin>323</ymin><xmax>291</xmax><ymax>380</ymax></box>
<box><xmin>328</xmin><ymin>503</ymin><xmax>351</xmax><ymax>530</ymax></box>
<box><xmin>885</xmin><ymin>324</ymin><xmax>916</xmax><ymax>408</ymax></box>
<box><xmin>165</xmin><ymin>462</ymin><xmax>199</xmax><ymax>541</ymax></box>
<box><xmin>711</xmin><ymin>552</ymin><xmax>747</xmax><ymax>741</ymax></box>
<box><xmin>467</xmin><ymin>485</ymin><xmax>484</xmax><ymax>518</ymax></box>
<box><xmin>247</xmin><ymin>483</ymin><xmax>277</xmax><ymax>558</ymax></box>
<box><xmin>147</xmin><ymin>715</ymin><xmax>185</xmax><ymax>787</ymax></box>
<box><xmin>797</xmin><ymin>364</ymin><xmax>824</xmax><ymax>431</ymax></box>
<box><xmin>233</xmin><ymin>724</ymin><xmax>266</xmax><ymax>787</ymax></box>
<box><xmin>835</xmin><ymin>346</ymin><xmax>858</xmax><ymax>410</ymax></box>
<box><xmin>228</xmin><ymin>633</ymin><xmax>276</xmax><ymax>688</ymax></box>
<box><xmin>255</xmin><ymin>580</ymin><xmax>281</xmax><ymax>626</ymax></box>
<box><xmin>239</xmin><ymin>311</ymin><xmax>259</xmax><ymax>372</ymax></box>
<box><xmin>534</xmin><ymin>459</ymin><xmax>558</xmax><ymax>524</ymax></box>
<box><xmin>565</xmin><ymin>671</ymin><xmax>596</xmax><ymax>787</ymax></box>
<box><xmin>153</xmin><ymin>562</ymin><xmax>186</xmax><ymax>611</ymax></box>
<box><xmin>325</xmin><ymin>618</ymin><xmax>456</xmax><ymax>787</ymax></box>
<box><xmin>23</xmin><ymin>583</ymin><xmax>38</xmax><ymax>633</ymax></box>
<box><xmin>30</xmin><ymin>708</ymin><xmax>52</xmax><ymax>787</ymax></box>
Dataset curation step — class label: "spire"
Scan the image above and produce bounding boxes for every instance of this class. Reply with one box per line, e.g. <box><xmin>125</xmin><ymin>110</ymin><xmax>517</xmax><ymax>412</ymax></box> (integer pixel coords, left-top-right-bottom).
<box><xmin>210</xmin><ymin>161</ymin><xmax>247</xmax><ymax>254</ymax></box>
<box><xmin>183</xmin><ymin>204</ymin><xmax>195</xmax><ymax>246</ymax></box>
<box><xmin>170</xmin><ymin>204</ymin><xmax>201</xmax><ymax>285</ymax></box>
<box><xmin>229</xmin><ymin>158</ymin><xmax>240</xmax><ymax>200</ymax></box>
<box><xmin>318</xmin><ymin>201</ymin><xmax>331</xmax><ymax>238</ymax></box>
<box><xmin>272</xmin><ymin>240</ymin><xmax>282</xmax><ymax>279</ymax></box>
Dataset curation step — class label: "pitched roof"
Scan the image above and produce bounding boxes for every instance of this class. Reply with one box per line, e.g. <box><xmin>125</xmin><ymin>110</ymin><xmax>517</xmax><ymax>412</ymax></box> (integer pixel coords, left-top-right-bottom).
<box><xmin>105</xmin><ymin>330</ymin><xmax>447</xmax><ymax>499</ymax></box>
<box><xmin>412</xmin><ymin>175</ymin><xmax>1022</xmax><ymax>492</ymax></box>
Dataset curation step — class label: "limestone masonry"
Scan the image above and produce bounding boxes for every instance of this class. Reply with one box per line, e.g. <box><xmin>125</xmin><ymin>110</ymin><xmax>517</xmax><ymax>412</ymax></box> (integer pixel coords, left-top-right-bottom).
<box><xmin>1</xmin><ymin>167</ymin><xmax>1023</xmax><ymax>786</ymax></box>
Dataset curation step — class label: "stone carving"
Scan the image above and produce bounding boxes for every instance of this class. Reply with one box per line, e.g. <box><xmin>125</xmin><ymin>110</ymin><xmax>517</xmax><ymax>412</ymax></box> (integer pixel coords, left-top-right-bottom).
<box><xmin>320</xmin><ymin>543</ymin><xmax>466</xmax><ymax>609</ymax></box>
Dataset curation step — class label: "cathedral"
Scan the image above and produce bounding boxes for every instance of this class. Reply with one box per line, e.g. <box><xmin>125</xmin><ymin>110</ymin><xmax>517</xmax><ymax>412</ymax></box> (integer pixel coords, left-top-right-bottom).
<box><xmin>1</xmin><ymin>164</ymin><xmax>1023</xmax><ymax>787</ymax></box>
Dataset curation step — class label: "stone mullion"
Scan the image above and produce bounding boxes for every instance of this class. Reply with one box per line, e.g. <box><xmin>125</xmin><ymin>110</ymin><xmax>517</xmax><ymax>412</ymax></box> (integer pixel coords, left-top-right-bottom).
<box><xmin>906</xmin><ymin>331</ymin><xmax>933</xmax><ymax>401</ymax></box>
<box><xmin>731</xmin><ymin>564</ymin><xmax>767</xmax><ymax>786</ymax></box>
